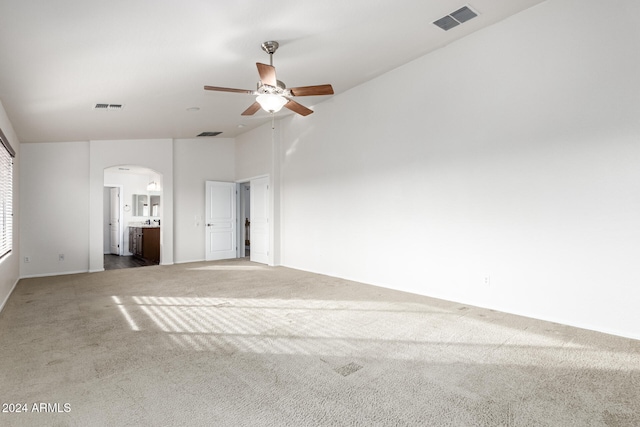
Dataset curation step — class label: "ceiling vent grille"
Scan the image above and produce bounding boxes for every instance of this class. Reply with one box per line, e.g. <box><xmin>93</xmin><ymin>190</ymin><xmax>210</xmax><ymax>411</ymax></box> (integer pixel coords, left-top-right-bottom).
<box><xmin>433</xmin><ymin>5</ymin><xmax>478</xmax><ymax>31</ymax></box>
<box><xmin>197</xmin><ymin>132</ymin><xmax>223</xmax><ymax>137</ymax></box>
<box><xmin>94</xmin><ymin>103</ymin><xmax>124</xmax><ymax>110</ymax></box>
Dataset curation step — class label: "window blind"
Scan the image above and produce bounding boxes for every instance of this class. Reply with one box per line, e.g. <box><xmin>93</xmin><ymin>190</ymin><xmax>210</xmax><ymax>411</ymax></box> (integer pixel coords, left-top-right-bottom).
<box><xmin>0</xmin><ymin>128</ymin><xmax>14</xmax><ymax>260</ymax></box>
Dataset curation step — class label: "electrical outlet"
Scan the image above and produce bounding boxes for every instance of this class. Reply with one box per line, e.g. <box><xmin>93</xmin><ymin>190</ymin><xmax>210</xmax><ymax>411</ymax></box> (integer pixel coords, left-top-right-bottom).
<box><xmin>484</xmin><ymin>276</ymin><xmax>490</xmax><ymax>286</ymax></box>
<box><xmin>58</xmin><ymin>254</ymin><xmax>65</xmax><ymax>262</ymax></box>
<box><xmin>24</xmin><ymin>256</ymin><xmax>30</xmax><ymax>263</ymax></box>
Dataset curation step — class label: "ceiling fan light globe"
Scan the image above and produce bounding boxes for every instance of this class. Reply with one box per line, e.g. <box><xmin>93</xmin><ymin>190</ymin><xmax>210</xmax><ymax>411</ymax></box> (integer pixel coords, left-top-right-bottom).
<box><xmin>256</xmin><ymin>94</ymin><xmax>287</xmax><ymax>113</ymax></box>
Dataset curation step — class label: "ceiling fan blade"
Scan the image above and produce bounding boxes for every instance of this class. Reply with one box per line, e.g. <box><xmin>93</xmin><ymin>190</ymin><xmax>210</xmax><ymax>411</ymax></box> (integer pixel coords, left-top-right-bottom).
<box><xmin>284</xmin><ymin>99</ymin><xmax>313</xmax><ymax>116</ymax></box>
<box><xmin>289</xmin><ymin>84</ymin><xmax>334</xmax><ymax>97</ymax></box>
<box><xmin>241</xmin><ymin>102</ymin><xmax>262</xmax><ymax>116</ymax></box>
<box><xmin>256</xmin><ymin>63</ymin><xmax>277</xmax><ymax>87</ymax></box>
<box><xmin>204</xmin><ymin>85</ymin><xmax>255</xmax><ymax>94</ymax></box>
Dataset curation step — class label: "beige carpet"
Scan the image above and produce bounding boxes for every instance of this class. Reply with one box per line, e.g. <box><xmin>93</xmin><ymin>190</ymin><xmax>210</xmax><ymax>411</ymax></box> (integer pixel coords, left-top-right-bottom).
<box><xmin>1</xmin><ymin>258</ymin><xmax>639</xmax><ymax>426</ymax></box>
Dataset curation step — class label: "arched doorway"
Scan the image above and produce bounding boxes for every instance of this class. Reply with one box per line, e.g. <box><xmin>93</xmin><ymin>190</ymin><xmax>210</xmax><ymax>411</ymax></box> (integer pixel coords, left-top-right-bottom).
<box><xmin>103</xmin><ymin>165</ymin><xmax>163</xmax><ymax>270</ymax></box>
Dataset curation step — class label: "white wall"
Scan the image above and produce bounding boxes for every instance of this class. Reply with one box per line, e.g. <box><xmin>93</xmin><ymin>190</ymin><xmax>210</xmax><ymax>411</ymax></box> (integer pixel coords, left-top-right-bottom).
<box><xmin>103</xmin><ymin>187</ymin><xmax>110</xmax><ymax>254</ymax></box>
<box><xmin>20</xmin><ymin>141</ymin><xmax>90</xmax><ymax>277</ymax></box>
<box><xmin>235</xmin><ymin>125</ymin><xmax>273</xmax><ymax>181</ymax></box>
<box><xmin>173</xmin><ymin>138</ymin><xmax>235</xmax><ymax>263</ymax></box>
<box><xmin>270</xmin><ymin>0</ymin><xmax>640</xmax><ymax>339</ymax></box>
<box><xmin>0</xmin><ymin>100</ymin><xmax>20</xmax><ymax>310</ymax></box>
<box><xmin>19</xmin><ymin>137</ymin><xmax>236</xmax><ymax>274</ymax></box>
<box><xmin>20</xmin><ymin>140</ymin><xmax>175</xmax><ymax>275</ymax></box>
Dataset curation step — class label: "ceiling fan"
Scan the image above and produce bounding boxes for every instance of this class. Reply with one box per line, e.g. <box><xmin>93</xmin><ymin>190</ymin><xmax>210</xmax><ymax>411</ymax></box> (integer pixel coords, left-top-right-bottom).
<box><xmin>204</xmin><ymin>41</ymin><xmax>334</xmax><ymax>117</ymax></box>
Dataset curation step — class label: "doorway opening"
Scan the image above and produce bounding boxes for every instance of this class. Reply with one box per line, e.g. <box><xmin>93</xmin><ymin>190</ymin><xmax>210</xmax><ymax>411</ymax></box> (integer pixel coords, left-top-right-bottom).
<box><xmin>104</xmin><ymin>165</ymin><xmax>163</xmax><ymax>270</ymax></box>
<box><xmin>239</xmin><ymin>182</ymin><xmax>250</xmax><ymax>258</ymax></box>
<box><xmin>204</xmin><ymin>177</ymin><xmax>269</xmax><ymax>264</ymax></box>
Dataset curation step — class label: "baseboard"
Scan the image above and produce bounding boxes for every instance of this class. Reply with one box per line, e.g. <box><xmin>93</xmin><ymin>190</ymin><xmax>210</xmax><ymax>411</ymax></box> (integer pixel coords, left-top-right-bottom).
<box><xmin>0</xmin><ymin>277</ymin><xmax>20</xmax><ymax>314</ymax></box>
<box><xmin>493</xmin><ymin>306</ymin><xmax>640</xmax><ymax>342</ymax></box>
<box><xmin>21</xmin><ymin>270</ymin><xmax>90</xmax><ymax>279</ymax></box>
<box><xmin>172</xmin><ymin>259</ymin><xmax>203</xmax><ymax>265</ymax></box>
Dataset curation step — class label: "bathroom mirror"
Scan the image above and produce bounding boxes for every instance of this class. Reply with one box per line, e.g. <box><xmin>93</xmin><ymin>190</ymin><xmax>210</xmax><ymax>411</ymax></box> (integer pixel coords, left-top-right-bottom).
<box><xmin>132</xmin><ymin>194</ymin><xmax>148</xmax><ymax>216</ymax></box>
<box><xmin>132</xmin><ymin>194</ymin><xmax>160</xmax><ymax>217</ymax></box>
<box><xmin>149</xmin><ymin>195</ymin><xmax>160</xmax><ymax>217</ymax></box>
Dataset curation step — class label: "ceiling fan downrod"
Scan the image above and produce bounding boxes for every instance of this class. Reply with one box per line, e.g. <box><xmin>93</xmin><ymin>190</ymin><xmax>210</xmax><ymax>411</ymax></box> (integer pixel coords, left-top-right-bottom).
<box><xmin>261</xmin><ymin>41</ymin><xmax>279</xmax><ymax>66</ymax></box>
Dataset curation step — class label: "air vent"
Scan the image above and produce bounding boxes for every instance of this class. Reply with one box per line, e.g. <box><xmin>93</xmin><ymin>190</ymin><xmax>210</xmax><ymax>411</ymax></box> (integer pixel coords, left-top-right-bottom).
<box><xmin>197</xmin><ymin>132</ymin><xmax>223</xmax><ymax>137</ymax></box>
<box><xmin>94</xmin><ymin>103</ymin><xmax>124</xmax><ymax>110</ymax></box>
<box><xmin>450</xmin><ymin>6</ymin><xmax>477</xmax><ymax>23</ymax></box>
<box><xmin>433</xmin><ymin>5</ymin><xmax>478</xmax><ymax>31</ymax></box>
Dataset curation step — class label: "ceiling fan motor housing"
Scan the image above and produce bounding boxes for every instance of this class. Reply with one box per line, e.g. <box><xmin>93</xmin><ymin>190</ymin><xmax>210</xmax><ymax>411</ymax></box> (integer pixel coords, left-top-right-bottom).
<box><xmin>257</xmin><ymin>79</ymin><xmax>288</xmax><ymax>96</ymax></box>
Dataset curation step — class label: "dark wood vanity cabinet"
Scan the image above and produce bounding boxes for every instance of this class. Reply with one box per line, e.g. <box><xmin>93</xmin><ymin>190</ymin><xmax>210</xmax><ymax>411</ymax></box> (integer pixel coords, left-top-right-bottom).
<box><xmin>142</xmin><ymin>227</ymin><xmax>160</xmax><ymax>263</ymax></box>
<box><xmin>129</xmin><ymin>227</ymin><xmax>160</xmax><ymax>263</ymax></box>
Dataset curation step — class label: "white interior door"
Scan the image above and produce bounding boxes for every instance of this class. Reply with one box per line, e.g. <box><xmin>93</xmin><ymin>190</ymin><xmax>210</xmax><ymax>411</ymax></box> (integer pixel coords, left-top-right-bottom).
<box><xmin>205</xmin><ymin>181</ymin><xmax>237</xmax><ymax>261</ymax></box>
<box><xmin>250</xmin><ymin>176</ymin><xmax>269</xmax><ymax>264</ymax></box>
<box><xmin>109</xmin><ymin>187</ymin><xmax>120</xmax><ymax>255</ymax></box>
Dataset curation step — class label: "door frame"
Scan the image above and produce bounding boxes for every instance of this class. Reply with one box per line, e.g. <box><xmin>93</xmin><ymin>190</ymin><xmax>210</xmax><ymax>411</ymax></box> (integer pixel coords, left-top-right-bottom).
<box><xmin>235</xmin><ymin>174</ymin><xmax>271</xmax><ymax>264</ymax></box>
<box><xmin>237</xmin><ymin>181</ymin><xmax>251</xmax><ymax>258</ymax></box>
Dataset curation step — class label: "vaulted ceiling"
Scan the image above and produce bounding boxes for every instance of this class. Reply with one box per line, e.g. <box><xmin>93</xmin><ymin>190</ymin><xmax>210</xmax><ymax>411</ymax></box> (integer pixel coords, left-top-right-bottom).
<box><xmin>0</xmin><ymin>0</ymin><xmax>545</xmax><ymax>143</ymax></box>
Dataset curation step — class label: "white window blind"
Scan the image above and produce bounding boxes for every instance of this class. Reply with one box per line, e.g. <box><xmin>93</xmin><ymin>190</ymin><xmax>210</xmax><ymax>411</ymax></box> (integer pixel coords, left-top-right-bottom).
<box><xmin>0</xmin><ymin>128</ymin><xmax>14</xmax><ymax>261</ymax></box>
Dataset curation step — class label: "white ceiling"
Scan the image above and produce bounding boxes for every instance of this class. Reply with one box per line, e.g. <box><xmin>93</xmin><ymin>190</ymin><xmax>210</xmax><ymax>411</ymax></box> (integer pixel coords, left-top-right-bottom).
<box><xmin>0</xmin><ymin>0</ymin><xmax>545</xmax><ymax>143</ymax></box>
